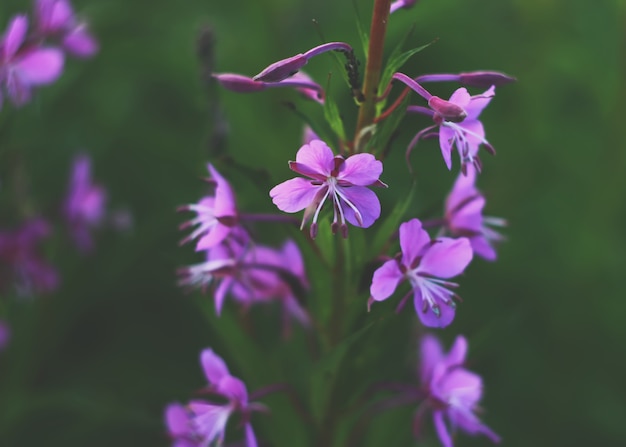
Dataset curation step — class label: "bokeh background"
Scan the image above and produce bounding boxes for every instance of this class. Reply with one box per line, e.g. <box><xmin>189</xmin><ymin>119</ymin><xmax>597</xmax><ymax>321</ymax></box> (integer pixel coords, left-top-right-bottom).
<box><xmin>0</xmin><ymin>0</ymin><xmax>624</xmax><ymax>446</ymax></box>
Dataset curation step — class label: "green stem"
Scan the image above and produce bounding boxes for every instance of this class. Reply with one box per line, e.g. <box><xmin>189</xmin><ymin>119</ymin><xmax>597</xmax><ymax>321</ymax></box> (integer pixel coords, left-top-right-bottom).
<box><xmin>354</xmin><ymin>0</ymin><xmax>392</xmax><ymax>148</ymax></box>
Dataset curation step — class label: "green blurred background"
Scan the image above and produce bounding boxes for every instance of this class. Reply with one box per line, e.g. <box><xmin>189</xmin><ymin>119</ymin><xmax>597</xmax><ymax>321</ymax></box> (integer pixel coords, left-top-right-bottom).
<box><xmin>0</xmin><ymin>0</ymin><xmax>624</xmax><ymax>446</ymax></box>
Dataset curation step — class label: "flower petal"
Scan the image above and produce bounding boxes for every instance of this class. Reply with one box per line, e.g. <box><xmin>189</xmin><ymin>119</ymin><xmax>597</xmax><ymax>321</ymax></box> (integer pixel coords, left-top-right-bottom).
<box><xmin>196</xmin><ymin>223</ymin><xmax>231</xmax><ymax>251</ymax></box>
<box><xmin>16</xmin><ymin>48</ymin><xmax>64</xmax><ymax>84</ymax></box>
<box><xmin>3</xmin><ymin>15</ymin><xmax>28</xmax><ymax>60</ymax></box>
<box><xmin>270</xmin><ymin>177</ymin><xmax>320</xmax><ymax>213</ymax></box>
<box><xmin>188</xmin><ymin>401</ymin><xmax>231</xmax><ymax>444</ymax></box>
<box><xmin>63</xmin><ymin>25</ymin><xmax>99</xmax><ymax>58</ymax></box>
<box><xmin>165</xmin><ymin>403</ymin><xmax>191</xmax><ymax>437</ymax></box>
<box><xmin>419</xmin><ymin>237</ymin><xmax>472</xmax><ymax>278</ymax></box>
<box><xmin>208</xmin><ymin>164</ymin><xmax>237</xmax><ymax>218</ymax></box>
<box><xmin>217</xmin><ymin>375</ymin><xmax>248</xmax><ymax>403</ymax></box>
<box><xmin>200</xmin><ymin>348</ymin><xmax>230</xmax><ymax>384</ymax></box>
<box><xmin>339</xmin><ymin>186</ymin><xmax>381</xmax><ymax>228</ymax></box>
<box><xmin>438</xmin><ymin>126</ymin><xmax>455</xmax><ymax>170</ymax></box>
<box><xmin>465</xmin><ymin>86</ymin><xmax>495</xmax><ymax>120</ymax></box>
<box><xmin>294</xmin><ymin>139</ymin><xmax>334</xmax><ymax>176</ymax></box>
<box><xmin>245</xmin><ymin>423</ymin><xmax>258</xmax><ymax>447</ymax></box>
<box><xmin>419</xmin><ymin>334</ymin><xmax>444</xmax><ymax>383</ymax></box>
<box><xmin>337</xmin><ymin>153</ymin><xmax>383</xmax><ymax>186</ymax></box>
<box><xmin>433</xmin><ymin>410</ymin><xmax>453</xmax><ymax>447</ymax></box>
<box><xmin>448</xmin><ymin>87</ymin><xmax>471</xmax><ymax>109</ymax></box>
<box><xmin>470</xmin><ymin>235</ymin><xmax>497</xmax><ymax>262</ymax></box>
<box><xmin>445</xmin><ymin>335</ymin><xmax>468</xmax><ymax>368</ymax></box>
<box><xmin>413</xmin><ymin>288</ymin><xmax>456</xmax><ymax>328</ymax></box>
<box><xmin>399</xmin><ymin>219</ymin><xmax>431</xmax><ymax>267</ymax></box>
<box><xmin>370</xmin><ymin>259</ymin><xmax>403</xmax><ymax>301</ymax></box>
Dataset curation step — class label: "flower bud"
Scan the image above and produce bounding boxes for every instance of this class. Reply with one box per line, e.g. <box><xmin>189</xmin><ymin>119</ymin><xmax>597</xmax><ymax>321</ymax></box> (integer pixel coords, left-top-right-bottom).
<box><xmin>428</xmin><ymin>96</ymin><xmax>467</xmax><ymax>122</ymax></box>
<box><xmin>213</xmin><ymin>73</ymin><xmax>267</xmax><ymax>93</ymax></box>
<box><xmin>253</xmin><ymin>54</ymin><xmax>308</xmax><ymax>82</ymax></box>
<box><xmin>459</xmin><ymin>71</ymin><xmax>516</xmax><ymax>87</ymax></box>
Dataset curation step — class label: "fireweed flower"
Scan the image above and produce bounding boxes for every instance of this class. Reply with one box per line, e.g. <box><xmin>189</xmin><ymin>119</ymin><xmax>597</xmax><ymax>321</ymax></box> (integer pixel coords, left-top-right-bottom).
<box><xmin>63</xmin><ymin>153</ymin><xmax>107</xmax><ymax>253</ymax></box>
<box><xmin>34</xmin><ymin>0</ymin><xmax>98</xmax><ymax>58</ymax></box>
<box><xmin>444</xmin><ymin>167</ymin><xmax>505</xmax><ymax>261</ymax></box>
<box><xmin>270</xmin><ymin>139</ymin><xmax>386</xmax><ymax>238</ymax></box>
<box><xmin>187</xmin><ymin>349</ymin><xmax>262</xmax><ymax>447</ymax></box>
<box><xmin>369</xmin><ymin>219</ymin><xmax>472</xmax><ymax>328</ymax></box>
<box><xmin>419</xmin><ymin>334</ymin><xmax>500</xmax><ymax>447</ymax></box>
<box><xmin>179</xmin><ymin>164</ymin><xmax>239</xmax><ymax>251</ymax></box>
<box><xmin>0</xmin><ymin>218</ymin><xmax>58</xmax><ymax>295</ymax></box>
<box><xmin>0</xmin><ymin>15</ymin><xmax>64</xmax><ymax>108</ymax></box>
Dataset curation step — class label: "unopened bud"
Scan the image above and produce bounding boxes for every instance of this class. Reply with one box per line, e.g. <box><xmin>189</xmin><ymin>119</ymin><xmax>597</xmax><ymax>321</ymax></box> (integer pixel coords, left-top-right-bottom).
<box><xmin>253</xmin><ymin>54</ymin><xmax>308</xmax><ymax>82</ymax></box>
<box><xmin>428</xmin><ymin>96</ymin><xmax>467</xmax><ymax>123</ymax></box>
<box><xmin>459</xmin><ymin>71</ymin><xmax>516</xmax><ymax>88</ymax></box>
<box><xmin>213</xmin><ymin>73</ymin><xmax>266</xmax><ymax>93</ymax></box>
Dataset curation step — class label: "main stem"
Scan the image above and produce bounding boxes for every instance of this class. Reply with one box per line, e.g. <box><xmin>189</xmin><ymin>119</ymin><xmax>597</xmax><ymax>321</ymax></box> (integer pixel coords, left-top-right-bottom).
<box><xmin>354</xmin><ymin>0</ymin><xmax>392</xmax><ymax>146</ymax></box>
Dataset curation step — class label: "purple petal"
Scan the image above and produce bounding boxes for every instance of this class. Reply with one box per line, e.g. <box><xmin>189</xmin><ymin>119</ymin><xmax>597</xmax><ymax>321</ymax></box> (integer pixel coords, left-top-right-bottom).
<box><xmin>188</xmin><ymin>401</ymin><xmax>231</xmax><ymax>444</ymax></box>
<box><xmin>450</xmin><ymin>196</ymin><xmax>485</xmax><ymax>234</ymax></box>
<box><xmin>337</xmin><ymin>153</ymin><xmax>383</xmax><ymax>186</ymax></box>
<box><xmin>217</xmin><ymin>375</ymin><xmax>249</xmax><ymax>403</ymax></box>
<box><xmin>245</xmin><ymin>423</ymin><xmax>258</xmax><ymax>447</ymax></box>
<box><xmin>414</xmin><ymin>288</ymin><xmax>456</xmax><ymax>328</ymax></box>
<box><xmin>419</xmin><ymin>334</ymin><xmax>444</xmax><ymax>383</ymax></box>
<box><xmin>370</xmin><ymin>259</ymin><xmax>403</xmax><ymax>301</ymax></box>
<box><xmin>214</xmin><ymin>277</ymin><xmax>232</xmax><ymax>315</ymax></box>
<box><xmin>470</xmin><ymin>235</ymin><xmax>497</xmax><ymax>262</ymax></box>
<box><xmin>270</xmin><ymin>177</ymin><xmax>320</xmax><ymax>213</ymax></box>
<box><xmin>465</xmin><ymin>86</ymin><xmax>495</xmax><ymax>121</ymax></box>
<box><xmin>433</xmin><ymin>410</ymin><xmax>453</xmax><ymax>447</ymax></box>
<box><xmin>15</xmin><ymin>48</ymin><xmax>64</xmax><ymax>84</ymax></box>
<box><xmin>253</xmin><ymin>53</ymin><xmax>308</xmax><ymax>82</ymax></box>
<box><xmin>444</xmin><ymin>335</ymin><xmax>468</xmax><ymax>368</ymax></box>
<box><xmin>439</xmin><ymin>368</ymin><xmax>483</xmax><ymax>408</ymax></box>
<box><xmin>303</xmin><ymin>126</ymin><xmax>320</xmax><ymax>144</ymax></box>
<box><xmin>438</xmin><ymin>126</ymin><xmax>455</xmax><ymax>170</ymax></box>
<box><xmin>63</xmin><ymin>25</ymin><xmax>99</xmax><ymax>58</ymax></box>
<box><xmin>446</xmin><ymin>169</ymin><xmax>477</xmax><ymax>212</ymax></box>
<box><xmin>419</xmin><ymin>237</ymin><xmax>473</xmax><ymax>278</ymax></box>
<box><xmin>294</xmin><ymin>140</ymin><xmax>334</xmax><ymax>176</ymax></box>
<box><xmin>208</xmin><ymin>164</ymin><xmax>237</xmax><ymax>217</ymax></box>
<box><xmin>195</xmin><ymin>223</ymin><xmax>231</xmax><ymax>252</ymax></box>
<box><xmin>165</xmin><ymin>403</ymin><xmax>191</xmax><ymax>437</ymax></box>
<box><xmin>2</xmin><ymin>16</ymin><xmax>28</xmax><ymax>61</ymax></box>
<box><xmin>339</xmin><ymin>186</ymin><xmax>381</xmax><ymax>228</ymax></box>
<box><xmin>399</xmin><ymin>219</ymin><xmax>431</xmax><ymax>267</ymax></box>
<box><xmin>458</xmin><ymin>120</ymin><xmax>486</xmax><ymax>154</ymax></box>
<box><xmin>447</xmin><ymin>87</ymin><xmax>471</xmax><ymax>109</ymax></box>
<box><xmin>214</xmin><ymin>73</ymin><xmax>266</xmax><ymax>93</ymax></box>
<box><xmin>200</xmin><ymin>348</ymin><xmax>230</xmax><ymax>384</ymax></box>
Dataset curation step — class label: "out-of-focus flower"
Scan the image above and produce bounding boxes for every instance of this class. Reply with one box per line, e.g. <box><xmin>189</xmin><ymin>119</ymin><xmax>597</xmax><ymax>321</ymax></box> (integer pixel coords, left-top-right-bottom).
<box><xmin>178</xmin><ymin>164</ymin><xmax>239</xmax><ymax>251</ymax></box>
<box><xmin>34</xmin><ymin>0</ymin><xmax>98</xmax><ymax>57</ymax></box>
<box><xmin>270</xmin><ymin>139</ymin><xmax>386</xmax><ymax>238</ymax></box>
<box><xmin>390</xmin><ymin>0</ymin><xmax>418</xmax><ymax>14</ymax></box>
<box><xmin>164</xmin><ymin>349</ymin><xmax>264</xmax><ymax>447</ymax></box>
<box><xmin>164</xmin><ymin>403</ymin><xmax>198</xmax><ymax>447</ymax></box>
<box><xmin>0</xmin><ymin>218</ymin><xmax>58</xmax><ymax>295</ymax></box>
<box><xmin>419</xmin><ymin>334</ymin><xmax>500</xmax><ymax>447</ymax></box>
<box><xmin>63</xmin><ymin>153</ymin><xmax>107</xmax><ymax>253</ymax></box>
<box><xmin>369</xmin><ymin>219</ymin><xmax>472</xmax><ymax>328</ymax></box>
<box><xmin>414</xmin><ymin>71</ymin><xmax>516</xmax><ymax>88</ymax></box>
<box><xmin>444</xmin><ymin>167</ymin><xmax>505</xmax><ymax>261</ymax></box>
<box><xmin>0</xmin><ymin>320</ymin><xmax>10</xmax><ymax>351</ymax></box>
<box><xmin>0</xmin><ymin>15</ymin><xmax>64</xmax><ymax>108</ymax></box>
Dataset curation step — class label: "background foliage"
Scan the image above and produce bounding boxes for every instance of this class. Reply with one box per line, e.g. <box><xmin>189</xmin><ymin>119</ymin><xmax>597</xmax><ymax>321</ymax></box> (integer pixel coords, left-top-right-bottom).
<box><xmin>0</xmin><ymin>0</ymin><xmax>624</xmax><ymax>446</ymax></box>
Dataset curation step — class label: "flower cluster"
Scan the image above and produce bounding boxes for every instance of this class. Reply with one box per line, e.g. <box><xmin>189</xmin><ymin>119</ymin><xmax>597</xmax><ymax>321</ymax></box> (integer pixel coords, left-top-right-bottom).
<box><xmin>165</xmin><ymin>349</ymin><xmax>265</xmax><ymax>447</ymax></box>
<box><xmin>0</xmin><ymin>0</ymin><xmax>96</xmax><ymax>109</ymax></box>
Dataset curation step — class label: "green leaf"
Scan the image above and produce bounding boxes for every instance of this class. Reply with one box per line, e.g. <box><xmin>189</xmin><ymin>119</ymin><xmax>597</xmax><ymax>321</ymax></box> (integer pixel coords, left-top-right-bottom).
<box><xmin>353</xmin><ymin>5</ymin><xmax>370</xmax><ymax>57</ymax></box>
<box><xmin>367</xmin><ymin>92</ymin><xmax>411</xmax><ymax>155</ymax></box>
<box><xmin>323</xmin><ymin>77</ymin><xmax>347</xmax><ymax>141</ymax></box>
<box><xmin>309</xmin><ymin>321</ymin><xmax>375</xmax><ymax>421</ymax></box>
<box><xmin>368</xmin><ymin>181</ymin><xmax>417</xmax><ymax>259</ymax></box>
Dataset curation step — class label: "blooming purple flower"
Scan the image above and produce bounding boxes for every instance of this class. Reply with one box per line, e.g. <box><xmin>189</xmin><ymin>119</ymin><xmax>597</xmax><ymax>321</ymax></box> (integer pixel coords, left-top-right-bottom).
<box><xmin>270</xmin><ymin>139</ymin><xmax>386</xmax><ymax>238</ymax></box>
<box><xmin>34</xmin><ymin>0</ymin><xmax>98</xmax><ymax>58</ymax></box>
<box><xmin>0</xmin><ymin>218</ymin><xmax>59</xmax><ymax>296</ymax></box>
<box><xmin>178</xmin><ymin>164</ymin><xmax>239</xmax><ymax>251</ymax></box>
<box><xmin>0</xmin><ymin>320</ymin><xmax>10</xmax><ymax>351</ymax></box>
<box><xmin>190</xmin><ymin>349</ymin><xmax>262</xmax><ymax>447</ymax></box>
<box><xmin>369</xmin><ymin>219</ymin><xmax>472</xmax><ymax>328</ymax></box>
<box><xmin>63</xmin><ymin>153</ymin><xmax>107</xmax><ymax>253</ymax></box>
<box><xmin>419</xmin><ymin>334</ymin><xmax>500</xmax><ymax>447</ymax></box>
<box><xmin>0</xmin><ymin>15</ymin><xmax>64</xmax><ymax>108</ymax></box>
<box><xmin>444</xmin><ymin>167</ymin><xmax>505</xmax><ymax>261</ymax></box>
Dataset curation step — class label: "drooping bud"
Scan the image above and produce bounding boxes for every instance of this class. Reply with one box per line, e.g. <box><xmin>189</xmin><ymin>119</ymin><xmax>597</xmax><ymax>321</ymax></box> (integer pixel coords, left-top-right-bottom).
<box><xmin>458</xmin><ymin>71</ymin><xmax>516</xmax><ymax>87</ymax></box>
<box><xmin>253</xmin><ymin>54</ymin><xmax>308</xmax><ymax>82</ymax></box>
<box><xmin>428</xmin><ymin>96</ymin><xmax>467</xmax><ymax>122</ymax></box>
<box><xmin>213</xmin><ymin>73</ymin><xmax>266</xmax><ymax>93</ymax></box>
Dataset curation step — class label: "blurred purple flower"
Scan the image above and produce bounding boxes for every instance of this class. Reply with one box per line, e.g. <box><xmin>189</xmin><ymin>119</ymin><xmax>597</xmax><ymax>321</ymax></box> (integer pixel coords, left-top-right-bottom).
<box><xmin>34</xmin><ymin>0</ymin><xmax>98</xmax><ymax>57</ymax></box>
<box><xmin>444</xmin><ymin>167</ymin><xmax>505</xmax><ymax>261</ymax></box>
<box><xmin>0</xmin><ymin>320</ymin><xmax>10</xmax><ymax>351</ymax></box>
<box><xmin>0</xmin><ymin>15</ymin><xmax>64</xmax><ymax>108</ymax></box>
<box><xmin>192</xmin><ymin>349</ymin><xmax>263</xmax><ymax>447</ymax></box>
<box><xmin>63</xmin><ymin>153</ymin><xmax>107</xmax><ymax>253</ymax></box>
<box><xmin>164</xmin><ymin>403</ymin><xmax>198</xmax><ymax>447</ymax></box>
<box><xmin>270</xmin><ymin>139</ymin><xmax>386</xmax><ymax>238</ymax></box>
<box><xmin>0</xmin><ymin>218</ymin><xmax>59</xmax><ymax>296</ymax></box>
<box><xmin>369</xmin><ymin>219</ymin><xmax>472</xmax><ymax>328</ymax></box>
<box><xmin>419</xmin><ymin>334</ymin><xmax>500</xmax><ymax>447</ymax></box>
<box><xmin>178</xmin><ymin>164</ymin><xmax>239</xmax><ymax>251</ymax></box>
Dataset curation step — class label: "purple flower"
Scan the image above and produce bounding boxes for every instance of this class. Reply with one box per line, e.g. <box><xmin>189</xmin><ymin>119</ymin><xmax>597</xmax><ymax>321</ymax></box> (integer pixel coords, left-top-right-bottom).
<box><xmin>0</xmin><ymin>320</ymin><xmax>10</xmax><ymax>351</ymax></box>
<box><xmin>0</xmin><ymin>15</ymin><xmax>64</xmax><ymax>108</ymax></box>
<box><xmin>270</xmin><ymin>140</ymin><xmax>386</xmax><ymax>238</ymax></box>
<box><xmin>190</xmin><ymin>349</ymin><xmax>262</xmax><ymax>447</ymax></box>
<box><xmin>444</xmin><ymin>167</ymin><xmax>505</xmax><ymax>261</ymax></box>
<box><xmin>419</xmin><ymin>334</ymin><xmax>500</xmax><ymax>447</ymax></box>
<box><xmin>164</xmin><ymin>403</ymin><xmax>198</xmax><ymax>447</ymax></box>
<box><xmin>407</xmin><ymin>86</ymin><xmax>496</xmax><ymax>173</ymax></box>
<box><xmin>63</xmin><ymin>153</ymin><xmax>107</xmax><ymax>253</ymax></box>
<box><xmin>369</xmin><ymin>219</ymin><xmax>472</xmax><ymax>328</ymax></box>
<box><xmin>0</xmin><ymin>218</ymin><xmax>59</xmax><ymax>296</ymax></box>
<box><xmin>34</xmin><ymin>0</ymin><xmax>98</xmax><ymax>57</ymax></box>
<box><xmin>178</xmin><ymin>164</ymin><xmax>239</xmax><ymax>251</ymax></box>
